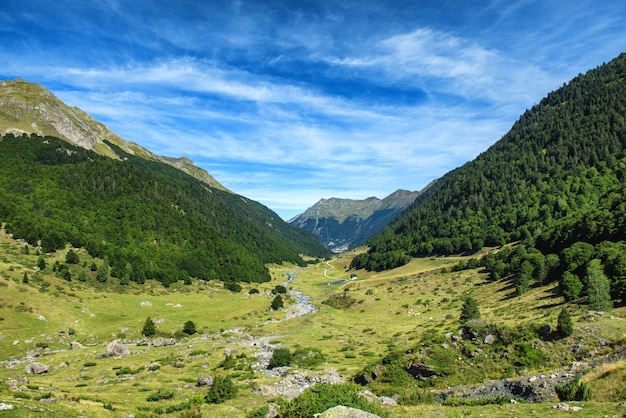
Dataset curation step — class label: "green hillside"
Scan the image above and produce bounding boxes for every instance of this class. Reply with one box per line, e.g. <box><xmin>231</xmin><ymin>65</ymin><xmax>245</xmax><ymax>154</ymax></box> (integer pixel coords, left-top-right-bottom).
<box><xmin>355</xmin><ymin>53</ymin><xmax>626</xmax><ymax>271</ymax></box>
<box><xmin>0</xmin><ymin>133</ymin><xmax>330</xmax><ymax>286</ymax></box>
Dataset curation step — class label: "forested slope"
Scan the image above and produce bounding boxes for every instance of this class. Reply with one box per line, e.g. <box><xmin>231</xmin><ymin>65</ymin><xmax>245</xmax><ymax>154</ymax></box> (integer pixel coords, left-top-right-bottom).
<box><xmin>353</xmin><ymin>53</ymin><xmax>626</xmax><ymax>271</ymax></box>
<box><xmin>0</xmin><ymin>133</ymin><xmax>330</xmax><ymax>286</ymax></box>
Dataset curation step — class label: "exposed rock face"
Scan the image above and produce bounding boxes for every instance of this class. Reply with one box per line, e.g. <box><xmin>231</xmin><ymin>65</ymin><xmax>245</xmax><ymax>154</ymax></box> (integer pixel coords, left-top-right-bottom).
<box><xmin>434</xmin><ymin>372</ymin><xmax>576</xmax><ymax>403</ymax></box>
<box><xmin>25</xmin><ymin>362</ymin><xmax>49</xmax><ymax>374</ymax></box>
<box><xmin>315</xmin><ymin>405</ymin><xmax>381</xmax><ymax>418</ymax></box>
<box><xmin>289</xmin><ymin>189</ymin><xmax>423</xmax><ymax>252</ymax></box>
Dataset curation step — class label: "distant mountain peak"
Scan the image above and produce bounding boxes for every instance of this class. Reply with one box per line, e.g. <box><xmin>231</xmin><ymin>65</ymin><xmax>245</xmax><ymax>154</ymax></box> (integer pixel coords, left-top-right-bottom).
<box><xmin>289</xmin><ymin>189</ymin><xmax>422</xmax><ymax>252</ymax></box>
<box><xmin>0</xmin><ymin>78</ymin><xmax>229</xmax><ymax>192</ymax></box>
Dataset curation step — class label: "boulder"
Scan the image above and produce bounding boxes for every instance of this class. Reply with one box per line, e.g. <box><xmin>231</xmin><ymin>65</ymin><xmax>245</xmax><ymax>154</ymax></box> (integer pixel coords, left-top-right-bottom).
<box><xmin>197</xmin><ymin>375</ymin><xmax>214</xmax><ymax>387</ymax></box>
<box><xmin>315</xmin><ymin>405</ymin><xmax>381</xmax><ymax>418</ymax></box>
<box><xmin>151</xmin><ymin>337</ymin><xmax>176</xmax><ymax>347</ymax></box>
<box><xmin>405</xmin><ymin>362</ymin><xmax>439</xmax><ymax>379</ymax></box>
<box><xmin>70</xmin><ymin>341</ymin><xmax>84</xmax><ymax>350</ymax></box>
<box><xmin>106</xmin><ymin>340</ymin><xmax>130</xmax><ymax>356</ymax></box>
<box><xmin>484</xmin><ymin>334</ymin><xmax>497</xmax><ymax>345</ymax></box>
<box><xmin>539</xmin><ymin>324</ymin><xmax>552</xmax><ymax>337</ymax></box>
<box><xmin>25</xmin><ymin>362</ymin><xmax>49</xmax><ymax>374</ymax></box>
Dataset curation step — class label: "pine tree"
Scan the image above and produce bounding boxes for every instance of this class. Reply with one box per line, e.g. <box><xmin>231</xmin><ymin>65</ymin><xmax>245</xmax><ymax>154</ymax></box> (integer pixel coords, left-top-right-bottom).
<box><xmin>460</xmin><ymin>296</ymin><xmax>480</xmax><ymax>323</ymax></box>
<box><xmin>96</xmin><ymin>257</ymin><xmax>109</xmax><ymax>283</ymax></box>
<box><xmin>586</xmin><ymin>259</ymin><xmax>612</xmax><ymax>311</ymax></box>
<box><xmin>142</xmin><ymin>317</ymin><xmax>156</xmax><ymax>337</ymax></box>
<box><xmin>22</xmin><ymin>272</ymin><xmax>29</xmax><ymax>284</ymax></box>
<box><xmin>557</xmin><ymin>307</ymin><xmax>574</xmax><ymax>337</ymax></box>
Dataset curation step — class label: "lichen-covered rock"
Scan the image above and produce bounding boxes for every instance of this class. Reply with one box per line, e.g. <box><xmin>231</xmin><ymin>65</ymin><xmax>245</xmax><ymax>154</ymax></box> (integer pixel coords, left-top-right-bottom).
<box><xmin>70</xmin><ymin>341</ymin><xmax>84</xmax><ymax>350</ymax></box>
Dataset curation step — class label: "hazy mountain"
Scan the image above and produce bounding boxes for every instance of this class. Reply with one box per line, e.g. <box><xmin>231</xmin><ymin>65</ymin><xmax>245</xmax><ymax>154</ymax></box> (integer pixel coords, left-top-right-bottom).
<box><xmin>289</xmin><ymin>189</ymin><xmax>422</xmax><ymax>252</ymax></box>
<box><xmin>0</xmin><ymin>79</ymin><xmax>228</xmax><ymax>192</ymax></box>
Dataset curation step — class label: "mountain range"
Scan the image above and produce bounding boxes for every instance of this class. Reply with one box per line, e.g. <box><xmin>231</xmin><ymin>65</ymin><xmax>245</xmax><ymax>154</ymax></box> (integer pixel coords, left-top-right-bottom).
<box><xmin>0</xmin><ymin>80</ymin><xmax>331</xmax><ymax>287</ymax></box>
<box><xmin>288</xmin><ymin>189</ymin><xmax>423</xmax><ymax>252</ymax></box>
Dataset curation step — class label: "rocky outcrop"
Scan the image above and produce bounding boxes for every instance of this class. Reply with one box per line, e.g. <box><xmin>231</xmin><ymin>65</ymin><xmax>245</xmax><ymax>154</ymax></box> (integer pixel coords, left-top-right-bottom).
<box><xmin>105</xmin><ymin>340</ymin><xmax>130</xmax><ymax>356</ymax></box>
<box><xmin>197</xmin><ymin>376</ymin><xmax>214</xmax><ymax>387</ymax></box>
<box><xmin>434</xmin><ymin>371</ymin><xmax>577</xmax><ymax>404</ymax></box>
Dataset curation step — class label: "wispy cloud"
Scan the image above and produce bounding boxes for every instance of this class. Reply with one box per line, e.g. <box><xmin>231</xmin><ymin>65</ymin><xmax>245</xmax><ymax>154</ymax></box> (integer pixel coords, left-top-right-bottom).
<box><xmin>2</xmin><ymin>0</ymin><xmax>626</xmax><ymax>220</ymax></box>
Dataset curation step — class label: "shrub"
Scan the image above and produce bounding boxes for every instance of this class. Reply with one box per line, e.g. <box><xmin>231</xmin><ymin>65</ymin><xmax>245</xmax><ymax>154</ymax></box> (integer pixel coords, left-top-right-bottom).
<box><xmin>322</xmin><ymin>293</ymin><xmax>356</xmax><ymax>309</ymax></box>
<box><xmin>279</xmin><ymin>383</ymin><xmax>388</xmax><ymax>418</ymax></box>
<box><xmin>292</xmin><ymin>347</ymin><xmax>326</xmax><ymax>368</ymax></box>
<box><xmin>555</xmin><ymin>376</ymin><xmax>592</xmax><ymax>401</ymax></box>
<box><xmin>147</xmin><ymin>389</ymin><xmax>174</xmax><ymax>402</ymax></box>
<box><xmin>273</xmin><ymin>285</ymin><xmax>287</xmax><ymax>294</ymax></box>
<box><xmin>183</xmin><ymin>320</ymin><xmax>197</xmax><ymax>335</ymax></box>
<box><xmin>205</xmin><ymin>375</ymin><xmax>237</xmax><ymax>404</ymax></box>
<box><xmin>271</xmin><ymin>295</ymin><xmax>284</xmax><ymax>310</ymax></box>
<box><xmin>268</xmin><ymin>347</ymin><xmax>292</xmax><ymax>369</ymax></box>
<box><xmin>224</xmin><ymin>281</ymin><xmax>242</xmax><ymax>293</ymax></box>
<box><xmin>65</xmin><ymin>249</ymin><xmax>79</xmax><ymax>264</ymax></box>
<box><xmin>249</xmin><ymin>288</ymin><xmax>259</xmax><ymax>295</ymax></box>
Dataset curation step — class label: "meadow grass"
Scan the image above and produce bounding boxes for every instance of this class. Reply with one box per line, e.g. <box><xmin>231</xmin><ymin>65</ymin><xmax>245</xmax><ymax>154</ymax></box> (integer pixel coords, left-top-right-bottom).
<box><xmin>2</xmin><ymin>233</ymin><xmax>626</xmax><ymax>416</ymax></box>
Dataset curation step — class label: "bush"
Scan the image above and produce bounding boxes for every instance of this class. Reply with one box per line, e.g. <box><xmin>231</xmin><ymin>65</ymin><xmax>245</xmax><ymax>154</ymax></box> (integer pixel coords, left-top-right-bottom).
<box><xmin>205</xmin><ymin>375</ymin><xmax>237</xmax><ymax>404</ymax></box>
<box><xmin>279</xmin><ymin>383</ymin><xmax>388</xmax><ymax>418</ymax></box>
<box><xmin>292</xmin><ymin>347</ymin><xmax>326</xmax><ymax>368</ymax></box>
<box><xmin>65</xmin><ymin>249</ymin><xmax>79</xmax><ymax>264</ymax></box>
<box><xmin>268</xmin><ymin>347</ymin><xmax>292</xmax><ymax>369</ymax></box>
<box><xmin>183</xmin><ymin>320</ymin><xmax>197</xmax><ymax>335</ymax></box>
<box><xmin>271</xmin><ymin>295</ymin><xmax>284</xmax><ymax>310</ymax></box>
<box><xmin>146</xmin><ymin>389</ymin><xmax>174</xmax><ymax>402</ymax></box>
<box><xmin>273</xmin><ymin>285</ymin><xmax>287</xmax><ymax>294</ymax></box>
<box><xmin>224</xmin><ymin>281</ymin><xmax>242</xmax><ymax>293</ymax></box>
<box><xmin>555</xmin><ymin>376</ymin><xmax>592</xmax><ymax>401</ymax></box>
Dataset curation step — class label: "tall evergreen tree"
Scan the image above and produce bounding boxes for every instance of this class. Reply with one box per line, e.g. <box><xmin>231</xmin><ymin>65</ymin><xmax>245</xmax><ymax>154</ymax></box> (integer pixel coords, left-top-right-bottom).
<box><xmin>586</xmin><ymin>259</ymin><xmax>612</xmax><ymax>311</ymax></box>
<box><xmin>142</xmin><ymin>317</ymin><xmax>156</xmax><ymax>337</ymax></box>
<box><xmin>460</xmin><ymin>296</ymin><xmax>480</xmax><ymax>323</ymax></box>
<box><xmin>557</xmin><ymin>308</ymin><xmax>574</xmax><ymax>337</ymax></box>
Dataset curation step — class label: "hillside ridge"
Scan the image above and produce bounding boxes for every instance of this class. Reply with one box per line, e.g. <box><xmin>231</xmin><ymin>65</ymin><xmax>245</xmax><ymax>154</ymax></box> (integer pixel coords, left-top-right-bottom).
<box><xmin>0</xmin><ymin>79</ymin><xmax>229</xmax><ymax>192</ymax></box>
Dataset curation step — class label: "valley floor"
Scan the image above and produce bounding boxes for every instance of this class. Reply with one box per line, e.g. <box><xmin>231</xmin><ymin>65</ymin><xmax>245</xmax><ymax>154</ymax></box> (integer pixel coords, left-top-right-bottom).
<box><xmin>1</xmin><ymin>241</ymin><xmax>626</xmax><ymax>417</ymax></box>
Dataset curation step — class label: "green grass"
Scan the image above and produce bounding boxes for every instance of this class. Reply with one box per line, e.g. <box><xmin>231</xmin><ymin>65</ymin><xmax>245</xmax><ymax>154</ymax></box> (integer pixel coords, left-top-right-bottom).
<box><xmin>2</xmin><ymin>234</ymin><xmax>626</xmax><ymax>417</ymax></box>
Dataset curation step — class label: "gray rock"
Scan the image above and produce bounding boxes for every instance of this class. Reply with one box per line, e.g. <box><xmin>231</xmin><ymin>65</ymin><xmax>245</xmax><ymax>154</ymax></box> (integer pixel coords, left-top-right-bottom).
<box><xmin>106</xmin><ymin>340</ymin><xmax>130</xmax><ymax>356</ymax></box>
<box><xmin>405</xmin><ymin>362</ymin><xmax>439</xmax><ymax>379</ymax></box>
<box><xmin>70</xmin><ymin>341</ymin><xmax>84</xmax><ymax>350</ymax></box>
<box><xmin>25</xmin><ymin>362</ymin><xmax>49</xmax><ymax>375</ymax></box>
<box><xmin>484</xmin><ymin>334</ymin><xmax>497</xmax><ymax>345</ymax></box>
<box><xmin>315</xmin><ymin>405</ymin><xmax>381</xmax><ymax>418</ymax></box>
<box><xmin>197</xmin><ymin>375</ymin><xmax>214</xmax><ymax>386</ymax></box>
<box><xmin>151</xmin><ymin>337</ymin><xmax>176</xmax><ymax>347</ymax></box>
<box><xmin>539</xmin><ymin>324</ymin><xmax>552</xmax><ymax>336</ymax></box>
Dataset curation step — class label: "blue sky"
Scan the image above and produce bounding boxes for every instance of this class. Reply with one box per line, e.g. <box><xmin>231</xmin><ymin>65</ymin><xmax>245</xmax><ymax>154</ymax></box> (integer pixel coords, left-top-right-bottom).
<box><xmin>1</xmin><ymin>1</ymin><xmax>626</xmax><ymax>220</ymax></box>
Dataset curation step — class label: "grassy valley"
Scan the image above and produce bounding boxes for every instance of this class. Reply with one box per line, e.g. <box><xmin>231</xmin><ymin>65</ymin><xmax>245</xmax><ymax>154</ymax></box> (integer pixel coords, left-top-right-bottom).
<box><xmin>2</xmin><ymin>230</ymin><xmax>626</xmax><ymax>417</ymax></box>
